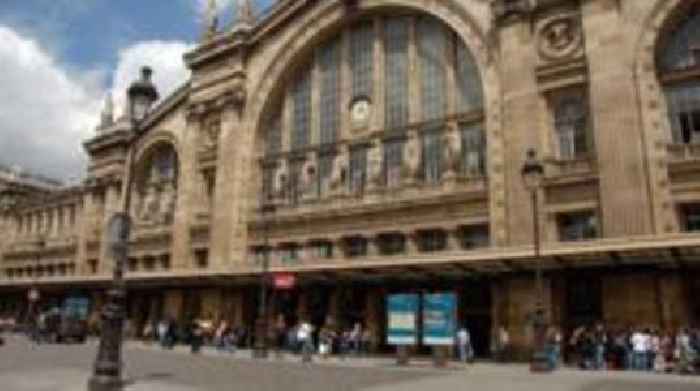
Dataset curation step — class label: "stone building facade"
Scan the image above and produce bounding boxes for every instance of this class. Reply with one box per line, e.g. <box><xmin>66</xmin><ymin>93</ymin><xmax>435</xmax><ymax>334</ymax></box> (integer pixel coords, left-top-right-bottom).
<box><xmin>2</xmin><ymin>0</ymin><xmax>700</xmax><ymax>358</ymax></box>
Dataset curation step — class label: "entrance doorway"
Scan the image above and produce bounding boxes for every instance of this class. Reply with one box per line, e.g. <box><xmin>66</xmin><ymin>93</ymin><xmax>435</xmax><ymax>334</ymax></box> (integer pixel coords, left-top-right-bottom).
<box><xmin>565</xmin><ymin>274</ymin><xmax>602</xmax><ymax>331</ymax></box>
<box><xmin>459</xmin><ymin>280</ymin><xmax>492</xmax><ymax>358</ymax></box>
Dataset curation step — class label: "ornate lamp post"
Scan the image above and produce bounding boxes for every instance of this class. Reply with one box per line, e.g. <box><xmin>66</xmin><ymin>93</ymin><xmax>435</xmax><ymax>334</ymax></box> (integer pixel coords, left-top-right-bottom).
<box><xmin>253</xmin><ymin>201</ymin><xmax>276</xmax><ymax>358</ymax></box>
<box><xmin>520</xmin><ymin>148</ymin><xmax>549</xmax><ymax>373</ymax></box>
<box><xmin>88</xmin><ymin>67</ymin><xmax>158</xmax><ymax>391</ymax></box>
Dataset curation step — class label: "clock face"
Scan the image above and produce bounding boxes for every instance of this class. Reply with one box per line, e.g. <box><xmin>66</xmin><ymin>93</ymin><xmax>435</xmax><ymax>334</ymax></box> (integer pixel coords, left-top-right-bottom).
<box><xmin>351</xmin><ymin>98</ymin><xmax>371</xmax><ymax>125</ymax></box>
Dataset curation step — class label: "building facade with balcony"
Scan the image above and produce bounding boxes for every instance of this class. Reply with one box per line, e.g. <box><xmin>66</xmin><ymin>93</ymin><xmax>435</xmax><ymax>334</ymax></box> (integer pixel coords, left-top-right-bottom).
<box><xmin>1</xmin><ymin>0</ymin><xmax>700</xmax><ymax>358</ymax></box>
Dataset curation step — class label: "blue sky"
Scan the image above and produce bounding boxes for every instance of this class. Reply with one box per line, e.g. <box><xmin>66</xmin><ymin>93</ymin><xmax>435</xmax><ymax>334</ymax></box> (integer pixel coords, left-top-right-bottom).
<box><xmin>0</xmin><ymin>0</ymin><xmax>273</xmax><ymax>181</ymax></box>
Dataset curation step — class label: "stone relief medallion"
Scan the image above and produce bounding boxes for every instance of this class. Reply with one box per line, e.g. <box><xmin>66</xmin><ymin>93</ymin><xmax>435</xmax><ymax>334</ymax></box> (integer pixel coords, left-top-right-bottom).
<box><xmin>536</xmin><ymin>14</ymin><xmax>583</xmax><ymax>62</ymax></box>
<box><xmin>350</xmin><ymin>96</ymin><xmax>372</xmax><ymax>131</ymax></box>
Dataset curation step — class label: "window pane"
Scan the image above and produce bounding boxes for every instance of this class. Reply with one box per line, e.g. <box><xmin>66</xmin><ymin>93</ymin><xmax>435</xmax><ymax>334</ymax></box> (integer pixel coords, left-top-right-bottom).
<box><xmin>455</xmin><ymin>34</ymin><xmax>483</xmax><ymax>113</ymax></box>
<box><xmin>351</xmin><ymin>22</ymin><xmax>374</xmax><ymax>99</ymax></box>
<box><xmin>385</xmin><ymin>17</ymin><xmax>410</xmax><ymax>129</ymax></box>
<box><xmin>319</xmin><ymin>40</ymin><xmax>340</xmax><ymax>145</ymax></box>
<box><xmin>659</xmin><ymin>13</ymin><xmax>700</xmax><ymax>73</ymax></box>
<box><xmin>384</xmin><ymin>139</ymin><xmax>404</xmax><ymax>187</ymax></box>
<box><xmin>422</xmin><ymin>129</ymin><xmax>442</xmax><ymax>183</ymax></box>
<box><xmin>666</xmin><ymin>82</ymin><xmax>700</xmax><ymax>144</ymax></box>
<box><xmin>558</xmin><ymin>212</ymin><xmax>598</xmax><ymax>241</ymax></box>
<box><xmin>288</xmin><ymin>160</ymin><xmax>304</xmax><ymax>205</ymax></box>
<box><xmin>554</xmin><ymin>96</ymin><xmax>588</xmax><ymax>158</ymax></box>
<box><xmin>418</xmin><ymin>18</ymin><xmax>446</xmax><ymax>121</ymax></box>
<box><xmin>292</xmin><ymin>69</ymin><xmax>312</xmax><ymax>150</ymax></box>
<box><xmin>349</xmin><ymin>147</ymin><xmax>367</xmax><ymax>193</ymax></box>
<box><xmin>317</xmin><ymin>153</ymin><xmax>334</xmax><ymax>197</ymax></box>
<box><xmin>461</xmin><ymin>124</ymin><xmax>485</xmax><ymax>176</ymax></box>
<box><xmin>265</xmin><ymin>108</ymin><xmax>282</xmax><ymax>155</ymax></box>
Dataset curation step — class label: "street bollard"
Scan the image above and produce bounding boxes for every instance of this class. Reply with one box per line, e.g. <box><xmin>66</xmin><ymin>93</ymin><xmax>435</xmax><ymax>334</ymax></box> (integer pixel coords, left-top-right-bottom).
<box><xmin>396</xmin><ymin>345</ymin><xmax>410</xmax><ymax>366</ymax></box>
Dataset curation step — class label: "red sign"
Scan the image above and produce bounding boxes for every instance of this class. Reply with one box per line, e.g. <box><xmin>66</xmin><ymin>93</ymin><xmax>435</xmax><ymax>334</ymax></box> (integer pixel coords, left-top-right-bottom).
<box><xmin>273</xmin><ymin>273</ymin><xmax>296</xmax><ymax>290</ymax></box>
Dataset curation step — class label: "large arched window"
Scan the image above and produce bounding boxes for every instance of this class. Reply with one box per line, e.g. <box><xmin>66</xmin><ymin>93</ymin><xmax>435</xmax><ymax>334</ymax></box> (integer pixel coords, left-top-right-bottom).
<box><xmin>660</xmin><ymin>11</ymin><xmax>700</xmax><ymax>144</ymax></box>
<box><xmin>261</xmin><ymin>12</ymin><xmax>485</xmax><ymax>204</ymax></box>
<box><xmin>135</xmin><ymin>143</ymin><xmax>179</xmax><ymax>224</ymax></box>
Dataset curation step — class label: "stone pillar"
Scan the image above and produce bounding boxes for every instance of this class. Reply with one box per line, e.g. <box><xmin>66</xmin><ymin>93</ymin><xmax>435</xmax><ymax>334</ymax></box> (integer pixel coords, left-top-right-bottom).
<box><xmin>98</xmin><ymin>183</ymin><xmax>121</xmax><ymax>275</ymax></box>
<box><xmin>407</xmin><ymin>16</ymin><xmax>421</xmax><ymax>124</ymax></box>
<box><xmin>373</xmin><ymin>16</ymin><xmax>385</xmax><ymax>132</ymax></box>
<box><xmin>340</xmin><ymin>28</ymin><xmax>352</xmax><ymax>138</ymax></box>
<box><xmin>210</xmin><ymin>100</ymin><xmax>252</xmax><ymax>272</ymax></box>
<box><xmin>497</xmin><ymin>17</ymin><xmax>542</xmax><ymax>247</ymax></box>
<box><xmin>77</xmin><ymin>191</ymin><xmax>95</xmax><ymax>275</ymax></box>
<box><xmin>580</xmin><ymin>2</ymin><xmax>653</xmax><ymax>236</ymax></box>
<box><xmin>163</xmin><ymin>290</ymin><xmax>184</xmax><ymax>321</ymax></box>
<box><xmin>310</xmin><ymin>54</ymin><xmax>321</xmax><ymax>145</ymax></box>
<box><xmin>200</xmin><ymin>288</ymin><xmax>223</xmax><ymax>322</ymax></box>
<box><xmin>365</xmin><ymin>288</ymin><xmax>383</xmax><ymax>352</ymax></box>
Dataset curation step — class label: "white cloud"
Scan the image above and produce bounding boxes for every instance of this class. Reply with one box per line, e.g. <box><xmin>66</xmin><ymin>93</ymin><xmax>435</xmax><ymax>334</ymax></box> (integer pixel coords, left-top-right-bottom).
<box><xmin>110</xmin><ymin>41</ymin><xmax>195</xmax><ymax>119</ymax></box>
<box><xmin>0</xmin><ymin>25</ymin><xmax>194</xmax><ymax>182</ymax></box>
<box><xmin>0</xmin><ymin>25</ymin><xmax>102</xmax><ymax>181</ymax></box>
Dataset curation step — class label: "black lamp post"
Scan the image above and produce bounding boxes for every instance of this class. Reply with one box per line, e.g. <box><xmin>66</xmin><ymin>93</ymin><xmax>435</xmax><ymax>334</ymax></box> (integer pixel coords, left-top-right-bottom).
<box><xmin>520</xmin><ymin>148</ymin><xmax>549</xmax><ymax>373</ymax></box>
<box><xmin>88</xmin><ymin>67</ymin><xmax>158</xmax><ymax>391</ymax></box>
<box><xmin>253</xmin><ymin>200</ymin><xmax>276</xmax><ymax>359</ymax></box>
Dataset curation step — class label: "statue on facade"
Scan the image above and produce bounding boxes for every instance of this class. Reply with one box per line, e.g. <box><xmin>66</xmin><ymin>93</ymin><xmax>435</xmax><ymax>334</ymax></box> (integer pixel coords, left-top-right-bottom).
<box><xmin>443</xmin><ymin>125</ymin><xmax>462</xmax><ymax>179</ymax></box>
<box><xmin>301</xmin><ymin>158</ymin><xmax>317</xmax><ymax>200</ymax></box>
<box><xmin>329</xmin><ymin>149</ymin><xmax>349</xmax><ymax>195</ymax></box>
<box><xmin>159</xmin><ymin>181</ymin><xmax>177</xmax><ymax>224</ymax></box>
<box><xmin>274</xmin><ymin>161</ymin><xmax>288</xmax><ymax>202</ymax></box>
<box><xmin>140</xmin><ymin>184</ymin><xmax>160</xmax><ymax>222</ymax></box>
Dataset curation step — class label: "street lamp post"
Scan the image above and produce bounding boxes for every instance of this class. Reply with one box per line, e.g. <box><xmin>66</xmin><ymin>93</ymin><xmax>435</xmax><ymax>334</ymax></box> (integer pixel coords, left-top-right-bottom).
<box><xmin>520</xmin><ymin>148</ymin><xmax>550</xmax><ymax>373</ymax></box>
<box><xmin>253</xmin><ymin>201</ymin><xmax>276</xmax><ymax>358</ymax></box>
<box><xmin>88</xmin><ymin>67</ymin><xmax>158</xmax><ymax>391</ymax></box>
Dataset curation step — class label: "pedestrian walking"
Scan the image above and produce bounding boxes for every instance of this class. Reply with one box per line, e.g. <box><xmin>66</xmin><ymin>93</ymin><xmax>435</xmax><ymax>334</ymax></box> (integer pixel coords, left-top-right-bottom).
<box><xmin>457</xmin><ymin>326</ymin><xmax>473</xmax><ymax>364</ymax></box>
<box><xmin>297</xmin><ymin>320</ymin><xmax>313</xmax><ymax>363</ymax></box>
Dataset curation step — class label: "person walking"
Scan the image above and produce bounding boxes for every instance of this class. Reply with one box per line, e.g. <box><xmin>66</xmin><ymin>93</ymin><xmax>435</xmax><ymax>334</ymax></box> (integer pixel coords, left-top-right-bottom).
<box><xmin>593</xmin><ymin>323</ymin><xmax>607</xmax><ymax>370</ymax></box>
<box><xmin>298</xmin><ymin>320</ymin><xmax>313</xmax><ymax>363</ymax></box>
<box><xmin>457</xmin><ymin>326</ymin><xmax>473</xmax><ymax>364</ymax></box>
<box><xmin>631</xmin><ymin>328</ymin><xmax>647</xmax><ymax>371</ymax></box>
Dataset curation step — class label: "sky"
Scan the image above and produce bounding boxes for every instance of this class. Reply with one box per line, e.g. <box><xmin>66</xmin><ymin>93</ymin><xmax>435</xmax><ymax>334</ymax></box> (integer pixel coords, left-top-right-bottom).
<box><xmin>0</xmin><ymin>0</ymin><xmax>273</xmax><ymax>183</ymax></box>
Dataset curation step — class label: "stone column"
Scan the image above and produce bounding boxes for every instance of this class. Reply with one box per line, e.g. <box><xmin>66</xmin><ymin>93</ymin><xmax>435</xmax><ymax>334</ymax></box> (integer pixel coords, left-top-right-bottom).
<box><xmin>580</xmin><ymin>2</ymin><xmax>653</xmax><ymax>237</ymax></box>
<box><xmin>210</xmin><ymin>99</ymin><xmax>253</xmax><ymax>272</ymax></box>
<box><xmin>365</xmin><ymin>288</ymin><xmax>384</xmax><ymax>352</ymax></box>
<box><xmin>407</xmin><ymin>16</ymin><xmax>421</xmax><ymax>124</ymax></box>
<box><xmin>310</xmin><ymin>54</ymin><xmax>321</xmax><ymax>146</ymax></box>
<box><xmin>340</xmin><ymin>28</ymin><xmax>352</xmax><ymax>139</ymax></box>
<box><xmin>98</xmin><ymin>183</ymin><xmax>121</xmax><ymax>275</ymax></box>
<box><xmin>77</xmin><ymin>191</ymin><xmax>95</xmax><ymax>275</ymax></box>
<box><xmin>373</xmin><ymin>16</ymin><xmax>385</xmax><ymax>131</ymax></box>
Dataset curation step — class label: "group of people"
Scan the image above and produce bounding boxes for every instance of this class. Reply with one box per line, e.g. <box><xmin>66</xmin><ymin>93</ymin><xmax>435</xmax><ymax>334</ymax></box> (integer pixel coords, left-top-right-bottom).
<box><xmin>280</xmin><ymin>320</ymin><xmax>374</xmax><ymax>359</ymax></box>
<box><xmin>568</xmin><ymin>323</ymin><xmax>700</xmax><ymax>374</ymax></box>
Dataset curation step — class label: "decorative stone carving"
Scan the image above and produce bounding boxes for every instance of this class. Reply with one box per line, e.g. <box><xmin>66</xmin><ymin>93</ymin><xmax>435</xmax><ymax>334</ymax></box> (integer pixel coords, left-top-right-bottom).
<box><xmin>140</xmin><ymin>184</ymin><xmax>160</xmax><ymax>222</ymax></box>
<box><xmin>443</xmin><ymin>124</ymin><xmax>462</xmax><ymax>179</ymax></box>
<box><xmin>202</xmin><ymin>114</ymin><xmax>221</xmax><ymax>149</ymax></box>
<box><xmin>228</xmin><ymin>71</ymin><xmax>247</xmax><ymax>112</ymax></box>
<box><xmin>366</xmin><ymin>140</ymin><xmax>383</xmax><ymax>189</ymax></box>
<box><xmin>402</xmin><ymin>131</ymin><xmax>422</xmax><ymax>184</ymax></box>
<box><xmin>535</xmin><ymin>12</ymin><xmax>583</xmax><ymax>62</ymax></box>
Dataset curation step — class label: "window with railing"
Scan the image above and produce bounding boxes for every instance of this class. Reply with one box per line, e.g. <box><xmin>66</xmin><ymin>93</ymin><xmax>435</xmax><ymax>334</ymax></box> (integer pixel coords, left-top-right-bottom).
<box><xmin>377</xmin><ymin>233</ymin><xmax>406</xmax><ymax>255</ymax></box>
<box><xmin>344</xmin><ymin>236</ymin><xmax>368</xmax><ymax>258</ymax></box>
<box><xmin>557</xmin><ymin>212</ymin><xmax>598</xmax><ymax>241</ymax></box>
<box><xmin>459</xmin><ymin>225</ymin><xmax>490</xmax><ymax>249</ymax></box>
<box><xmin>553</xmin><ymin>93</ymin><xmax>589</xmax><ymax>159</ymax></box>
<box><xmin>417</xmin><ymin>229</ymin><xmax>447</xmax><ymax>252</ymax></box>
<box><xmin>661</xmin><ymin>12</ymin><xmax>700</xmax><ymax>145</ymax></box>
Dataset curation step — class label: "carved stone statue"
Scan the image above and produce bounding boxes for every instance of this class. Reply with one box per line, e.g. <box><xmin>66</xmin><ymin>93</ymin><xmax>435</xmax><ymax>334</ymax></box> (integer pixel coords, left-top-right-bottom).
<box><xmin>402</xmin><ymin>132</ymin><xmax>421</xmax><ymax>184</ymax></box>
<box><xmin>140</xmin><ymin>184</ymin><xmax>160</xmax><ymax>222</ymax></box>
<box><xmin>330</xmin><ymin>148</ymin><xmax>349</xmax><ymax>195</ymax></box>
<box><xmin>159</xmin><ymin>181</ymin><xmax>177</xmax><ymax>224</ymax></box>
<box><xmin>443</xmin><ymin>125</ymin><xmax>462</xmax><ymax>178</ymax></box>
<box><xmin>274</xmin><ymin>160</ymin><xmax>289</xmax><ymax>201</ymax></box>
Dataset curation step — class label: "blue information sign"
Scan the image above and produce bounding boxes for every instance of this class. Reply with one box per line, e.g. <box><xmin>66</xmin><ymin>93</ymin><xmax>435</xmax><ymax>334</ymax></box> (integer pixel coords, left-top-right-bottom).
<box><xmin>387</xmin><ymin>294</ymin><xmax>419</xmax><ymax>346</ymax></box>
<box><xmin>422</xmin><ymin>293</ymin><xmax>457</xmax><ymax>346</ymax></box>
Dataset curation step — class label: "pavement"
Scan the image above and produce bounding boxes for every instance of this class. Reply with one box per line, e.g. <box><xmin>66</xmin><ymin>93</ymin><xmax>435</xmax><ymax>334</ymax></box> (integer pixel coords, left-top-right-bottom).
<box><xmin>1</xmin><ymin>333</ymin><xmax>700</xmax><ymax>391</ymax></box>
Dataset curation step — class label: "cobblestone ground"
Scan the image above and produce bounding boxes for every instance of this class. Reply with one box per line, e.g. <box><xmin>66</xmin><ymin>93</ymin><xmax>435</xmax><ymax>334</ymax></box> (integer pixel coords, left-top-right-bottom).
<box><xmin>1</xmin><ymin>334</ymin><xmax>700</xmax><ymax>391</ymax></box>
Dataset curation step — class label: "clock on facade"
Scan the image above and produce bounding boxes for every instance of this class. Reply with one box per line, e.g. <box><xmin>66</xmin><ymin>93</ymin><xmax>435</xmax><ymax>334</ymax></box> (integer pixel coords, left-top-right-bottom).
<box><xmin>350</xmin><ymin>96</ymin><xmax>372</xmax><ymax>128</ymax></box>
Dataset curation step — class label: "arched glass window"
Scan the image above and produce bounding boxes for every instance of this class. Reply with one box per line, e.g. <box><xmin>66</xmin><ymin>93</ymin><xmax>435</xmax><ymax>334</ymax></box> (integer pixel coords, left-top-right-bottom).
<box><xmin>260</xmin><ymin>13</ymin><xmax>486</xmax><ymax>204</ymax></box>
<box><xmin>660</xmin><ymin>11</ymin><xmax>700</xmax><ymax>144</ymax></box>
